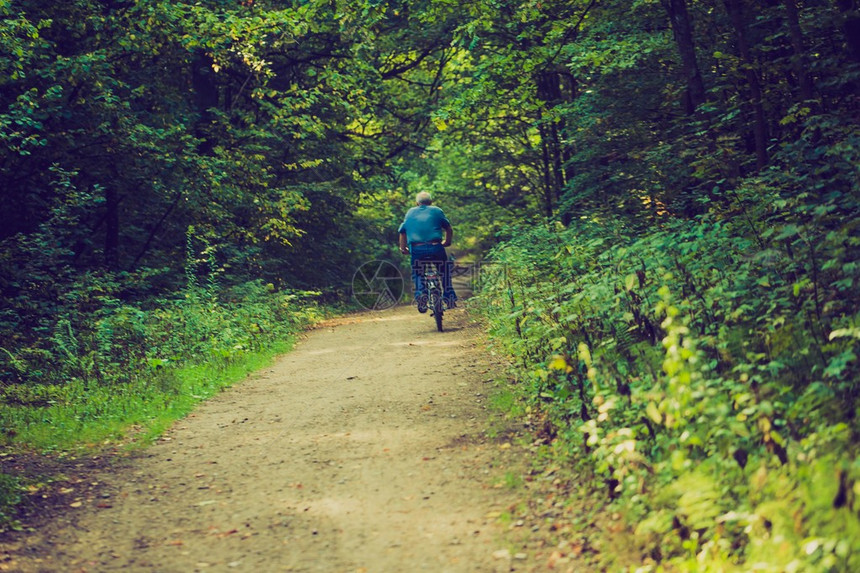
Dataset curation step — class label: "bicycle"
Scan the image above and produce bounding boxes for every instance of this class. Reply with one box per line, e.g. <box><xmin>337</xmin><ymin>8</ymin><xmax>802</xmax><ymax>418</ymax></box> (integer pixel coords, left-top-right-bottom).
<box><xmin>418</xmin><ymin>262</ymin><xmax>444</xmax><ymax>332</ymax></box>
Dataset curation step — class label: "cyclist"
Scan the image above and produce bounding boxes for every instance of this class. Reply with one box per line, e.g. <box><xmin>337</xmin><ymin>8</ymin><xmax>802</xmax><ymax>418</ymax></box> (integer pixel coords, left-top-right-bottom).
<box><xmin>398</xmin><ymin>192</ymin><xmax>457</xmax><ymax>313</ymax></box>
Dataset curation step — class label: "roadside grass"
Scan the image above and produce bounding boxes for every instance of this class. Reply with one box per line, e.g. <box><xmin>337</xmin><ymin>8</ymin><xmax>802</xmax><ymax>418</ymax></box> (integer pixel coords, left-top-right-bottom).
<box><xmin>484</xmin><ymin>383</ymin><xmax>527</xmax><ymax>440</ymax></box>
<box><xmin>0</xmin><ymin>338</ymin><xmax>296</xmax><ymax>453</ymax></box>
<box><xmin>0</xmin><ymin>336</ymin><xmax>302</xmax><ymax>530</ymax></box>
<box><xmin>476</xmin><ymin>366</ymin><xmax>632</xmax><ymax>568</ymax></box>
<box><xmin>0</xmin><ymin>473</ymin><xmax>20</xmax><ymax>530</ymax></box>
<box><xmin>500</xmin><ymin>470</ymin><xmax>523</xmax><ymax>489</ymax></box>
<box><xmin>487</xmin><ymin>386</ymin><xmax>520</xmax><ymax>416</ymax></box>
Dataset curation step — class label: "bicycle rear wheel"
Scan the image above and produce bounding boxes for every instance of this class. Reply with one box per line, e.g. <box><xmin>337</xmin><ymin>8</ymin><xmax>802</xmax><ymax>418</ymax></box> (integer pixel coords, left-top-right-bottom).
<box><xmin>430</xmin><ymin>290</ymin><xmax>443</xmax><ymax>332</ymax></box>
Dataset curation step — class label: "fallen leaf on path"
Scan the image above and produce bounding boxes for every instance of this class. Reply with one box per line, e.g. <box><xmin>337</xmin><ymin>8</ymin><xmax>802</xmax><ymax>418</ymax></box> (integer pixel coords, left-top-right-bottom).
<box><xmin>166</xmin><ymin>539</ymin><xmax>184</xmax><ymax>546</ymax></box>
<box><xmin>69</xmin><ymin>501</ymin><xmax>83</xmax><ymax>508</ymax></box>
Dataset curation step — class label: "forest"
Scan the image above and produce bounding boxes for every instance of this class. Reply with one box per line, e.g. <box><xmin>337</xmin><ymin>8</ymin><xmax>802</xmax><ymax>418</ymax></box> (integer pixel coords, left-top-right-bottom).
<box><xmin>2</xmin><ymin>0</ymin><xmax>859</xmax><ymax>570</ymax></box>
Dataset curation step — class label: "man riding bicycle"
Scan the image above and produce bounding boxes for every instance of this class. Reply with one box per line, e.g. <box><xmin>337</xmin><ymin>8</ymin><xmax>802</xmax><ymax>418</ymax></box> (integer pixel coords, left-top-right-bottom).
<box><xmin>398</xmin><ymin>192</ymin><xmax>457</xmax><ymax>313</ymax></box>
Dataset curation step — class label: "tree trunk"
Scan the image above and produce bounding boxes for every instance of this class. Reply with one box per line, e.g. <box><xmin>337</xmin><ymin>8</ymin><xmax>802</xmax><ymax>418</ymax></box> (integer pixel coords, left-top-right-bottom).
<box><xmin>724</xmin><ymin>0</ymin><xmax>770</xmax><ymax>169</ymax></box>
<box><xmin>104</xmin><ymin>185</ymin><xmax>119</xmax><ymax>270</ymax></box>
<box><xmin>539</xmin><ymin>124</ymin><xmax>555</xmax><ymax>218</ymax></box>
<box><xmin>783</xmin><ymin>0</ymin><xmax>814</xmax><ymax>102</ymax></box>
<box><xmin>836</xmin><ymin>0</ymin><xmax>860</xmax><ymax>64</ymax></box>
<box><xmin>663</xmin><ymin>0</ymin><xmax>707</xmax><ymax>113</ymax></box>
<box><xmin>535</xmin><ymin>70</ymin><xmax>570</xmax><ymax>218</ymax></box>
<box><xmin>560</xmin><ymin>72</ymin><xmax>577</xmax><ymax>225</ymax></box>
<box><xmin>549</xmin><ymin>120</ymin><xmax>565</xmax><ymax>203</ymax></box>
<box><xmin>131</xmin><ymin>191</ymin><xmax>183</xmax><ymax>271</ymax></box>
<box><xmin>192</xmin><ymin>50</ymin><xmax>219</xmax><ymax>155</ymax></box>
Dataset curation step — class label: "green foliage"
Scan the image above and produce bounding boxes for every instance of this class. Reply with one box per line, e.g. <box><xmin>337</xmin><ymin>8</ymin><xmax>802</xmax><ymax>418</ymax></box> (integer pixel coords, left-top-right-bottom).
<box><xmin>437</xmin><ymin>2</ymin><xmax>860</xmax><ymax>565</ymax></box>
<box><xmin>2</xmin><ymin>0</ymin><xmax>860</xmax><ymax>567</ymax></box>
<box><xmin>0</xmin><ymin>472</ymin><xmax>22</xmax><ymax>531</ymax></box>
<box><xmin>0</xmin><ymin>278</ymin><xmax>324</xmax><ymax>450</ymax></box>
<box><xmin>474</xmin><ymin>182</ymin><xmax>860</xmax><ymax>569</ymax></box>
<box><xmin>0</xmin><ymin>0</ymin><xmax>466</xmax><ymax>522</ymax></box>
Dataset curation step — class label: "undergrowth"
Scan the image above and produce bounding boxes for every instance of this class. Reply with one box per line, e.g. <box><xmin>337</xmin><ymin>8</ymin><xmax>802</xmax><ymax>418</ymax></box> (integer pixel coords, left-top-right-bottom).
<box><xmin>0</xmin><ymin>278</ymin><xmax>329</xmax><ymax>528</ymax></box>
<box><xmin>472</xmin><ymin>167</ymin><xmax>860</xmax><ymax>571</ymax></box>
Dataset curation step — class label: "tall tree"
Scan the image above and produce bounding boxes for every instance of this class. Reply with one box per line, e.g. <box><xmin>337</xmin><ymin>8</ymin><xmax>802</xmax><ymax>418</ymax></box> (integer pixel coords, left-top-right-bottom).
<box><xmin>783</xmin><ymin>0</ymin><xmax>814</xmax><ymax>102</ymax></box>
<box><xmin>723</xmin><ymin>0</ymin><xmax>769</xmax><ymax>168</ymax></box>
<box><xmin>664</xmin><ymin>0</ymin><xmax>707</xmax><ymax>113</ymax></box>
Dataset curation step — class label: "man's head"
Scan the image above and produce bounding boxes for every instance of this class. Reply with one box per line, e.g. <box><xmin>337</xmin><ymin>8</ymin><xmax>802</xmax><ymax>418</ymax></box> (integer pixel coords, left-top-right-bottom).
<box><xmin>415</xmin><ymin>191</ymin><xmax>433</xmax><ymax>205</ymax></box>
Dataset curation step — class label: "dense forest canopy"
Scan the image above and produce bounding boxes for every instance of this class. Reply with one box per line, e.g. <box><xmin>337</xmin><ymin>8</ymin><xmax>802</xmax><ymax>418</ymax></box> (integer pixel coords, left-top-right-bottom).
<box><xmin>2</xmin><ymin>0</ymin><xmax>860</xmax><ymax>569</ymax></box>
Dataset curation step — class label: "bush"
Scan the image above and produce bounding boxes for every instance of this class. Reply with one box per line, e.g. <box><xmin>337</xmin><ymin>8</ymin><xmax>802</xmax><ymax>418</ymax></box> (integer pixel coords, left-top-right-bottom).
<box><xmin>473</xmin><ymin>187</ymin><xmax>860</xmax><ymax>570</ymax></box>
<box><xmin>0</xmin><ymin>278</ymin><xmax>324</xmax><ymax>449</ymax></box>
<box><xmin>0</xmin><ymin>473</ymin><xmax>21</xmax><ymax>531</ymax></box>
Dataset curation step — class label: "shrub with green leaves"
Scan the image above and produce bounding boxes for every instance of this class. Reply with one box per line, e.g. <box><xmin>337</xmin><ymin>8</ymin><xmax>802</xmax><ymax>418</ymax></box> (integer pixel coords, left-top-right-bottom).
<box><xmin>0</xmin><ymin>472</ymin><xmax>21</xmax><ymax>530</ymax></box>
<box><xmin>0</xmin><ymin>277</ymin><xmax>324</xmax><ymax>450</ymax></box>
<box><xmin>474</xmin><ymin>174</ymin><xmax>860</xmax><ymax>570</ymax></box>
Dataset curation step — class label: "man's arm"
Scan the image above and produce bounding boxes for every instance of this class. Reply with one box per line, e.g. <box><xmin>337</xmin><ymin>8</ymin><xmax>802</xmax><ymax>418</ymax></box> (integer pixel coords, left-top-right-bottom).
<box><xmin>399</xmin><ymin>232</ymin><xmax>409</xmax><ymax>254</ymax></box>
<box><xmin>442</xmin><ymin>225</ymin><xmax>453</xmax><ymax>248</ymax></box>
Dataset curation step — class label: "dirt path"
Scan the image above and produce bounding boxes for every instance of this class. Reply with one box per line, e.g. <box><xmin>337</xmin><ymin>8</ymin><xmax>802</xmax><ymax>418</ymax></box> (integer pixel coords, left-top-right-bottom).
<box><xmin>2</xmin><ymin>293</ymin><xmax>554</xmax><ymax>572</ymax></box>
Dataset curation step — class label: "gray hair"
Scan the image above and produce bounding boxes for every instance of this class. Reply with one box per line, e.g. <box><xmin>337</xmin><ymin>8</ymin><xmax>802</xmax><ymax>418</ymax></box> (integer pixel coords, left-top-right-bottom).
<box><xmin>415</xmin><ymin>191</ymin><xmax>433</xmax><ymax>205</ymax></box>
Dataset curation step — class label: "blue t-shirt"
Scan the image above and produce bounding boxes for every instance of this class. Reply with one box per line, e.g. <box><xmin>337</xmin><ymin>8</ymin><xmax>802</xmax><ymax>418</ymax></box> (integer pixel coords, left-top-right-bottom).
<box><xmin>398</xmin><ymin>205</ymin><xmax>450</xmax><ymax>245</ymax></box>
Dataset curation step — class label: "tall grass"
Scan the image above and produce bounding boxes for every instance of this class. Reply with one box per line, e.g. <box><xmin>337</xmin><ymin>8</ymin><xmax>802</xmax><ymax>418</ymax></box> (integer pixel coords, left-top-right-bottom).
<box><xmin>0</xmin><ymin>279</ymin><xmax>329</xmax><ymax>527</ymax></box>
<box><xmin>1</xmin><ymin>337</ymin><xmax>296</xmax><ymax>451</ymax></box>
